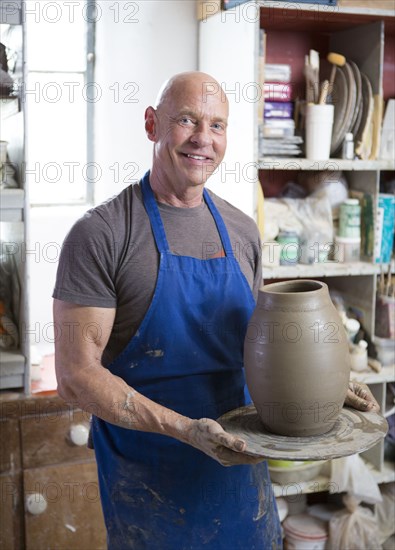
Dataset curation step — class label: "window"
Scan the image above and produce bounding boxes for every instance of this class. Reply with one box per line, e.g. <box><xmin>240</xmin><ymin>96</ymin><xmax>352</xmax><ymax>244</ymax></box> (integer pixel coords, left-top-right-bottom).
<box><xmin>26</xmin><ymin>0</ymin><xmax>95</xmax><ymax>205</ymax></box>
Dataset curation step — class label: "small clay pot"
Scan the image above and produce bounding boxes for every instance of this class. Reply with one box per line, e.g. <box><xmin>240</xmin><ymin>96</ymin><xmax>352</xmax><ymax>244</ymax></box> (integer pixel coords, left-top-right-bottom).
<box><xmin>244</xmin><ymin>280</ymin><xmax>350</xmax><ymax>436</ymax></box>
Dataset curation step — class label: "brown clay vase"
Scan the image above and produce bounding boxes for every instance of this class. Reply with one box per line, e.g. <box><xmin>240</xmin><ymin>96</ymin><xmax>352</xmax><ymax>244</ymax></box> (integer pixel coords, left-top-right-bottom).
<box><xmin>244</xmin><ymin>280</ymin><xmax>350</xmax><ymax>436</ymax></box>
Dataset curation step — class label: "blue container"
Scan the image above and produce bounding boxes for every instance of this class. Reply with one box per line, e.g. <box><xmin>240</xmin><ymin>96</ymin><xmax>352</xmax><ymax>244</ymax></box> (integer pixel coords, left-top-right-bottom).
<box><xmin>376</xmin><ymin>194</ymin><xmax>395</xmax><ymax>263</ymax></box>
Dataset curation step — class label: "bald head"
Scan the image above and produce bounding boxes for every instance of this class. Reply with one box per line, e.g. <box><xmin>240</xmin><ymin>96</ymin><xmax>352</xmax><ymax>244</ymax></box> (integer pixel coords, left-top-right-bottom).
<box><xmin>145</xmin><ymin>71</ymin><xmax>229</xmax><ymax>199</ymax></box>
<box><xmin>155</xmin><ymin>71</ymin><xmax>228</xmax><ymax>112</ymax></box>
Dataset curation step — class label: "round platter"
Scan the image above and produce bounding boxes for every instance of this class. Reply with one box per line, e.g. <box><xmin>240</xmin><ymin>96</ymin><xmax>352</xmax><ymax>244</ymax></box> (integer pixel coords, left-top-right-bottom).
<box><xmin>217</xmin><ymin>405</ymin><xmax>388</xmax><ymax>461</ymax></box>
<box><xmin>330</xmin><ymin>67</ymin><xmax>348</xmax><ymax>155</ymax></box>
<box><xmin>354</xmin><ymin>72</ymin><xmax>374</xmax><ymax>159</ymax></box>
<box><xmin>349</xmin><ymin>60</ymin><xmax>363</xmax><ymax>136</ymax></box>
<box><xmin>331</xmin><ymin>63</ymin><xmax>357</xmax><ymax>155</ymax></box>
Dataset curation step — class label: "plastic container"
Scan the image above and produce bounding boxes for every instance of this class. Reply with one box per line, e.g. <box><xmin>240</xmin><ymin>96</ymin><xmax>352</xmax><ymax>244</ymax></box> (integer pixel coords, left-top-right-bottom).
<box><xmin>350</xmin><ymin>340</ymin><xmax>369</xmax><ymax>372</ymax></box>
<box><xmin>284</xmin><ymin>494</ymin><xmax>307</xmax><ymax>516</ymax></box>
<box><xmin>375</xmin><ymin>294</ymin><xmax>395</xmax><ymax>339</ymax></box>
<box><xmin>374</xmin><ymin>336</ymin><xmax>395</xmax><ymax>367</ymax></box>
<box><xmin>344</xmin><ymin>318</ymin><xmax>360</xmax><ymax>341</ymax></box>
<box><xmin>276</xmin><ymin>231</ymin><xmax>299</xmax><ymax>265</ymax></box>
<box><xmin>339</xmin><ymin>199</ymin><xmax>361</xmax><ymax>238</ymax></box>
<box><xmin>283</xmin><ymin>513</ymin><xmax>328</xmax><ymax>550</ymax></box>
<box><xmin>305</xmin><ymin>104</ymin><xmax>334</xmax><ymax>160</ymax></box>
<box><xmin>268</xmin><ymin>460</ymin><xmax>326</xmax><ymax>484</ymax></box>
<box><xmin>262</xmin><ymin>240</ymin><xmax>281</xmax><ymax>267</ymax></box>
<box><xmin>307</xmin><ymin>503</ymin><xmax>341</xmax><ymax>523</ymax></box>
<box><xmin>342</xmin><ymin>132</ymin><xmax>354</xmax><ymax>160</ymax></box>
<box><xmin>334</xmin><ymin>236</ymin><xmax>361</xmax><ymax>262</ymax></box>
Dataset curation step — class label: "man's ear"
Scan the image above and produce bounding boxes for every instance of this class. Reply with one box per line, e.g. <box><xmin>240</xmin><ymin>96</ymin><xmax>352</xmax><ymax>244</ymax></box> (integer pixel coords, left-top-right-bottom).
<box><xmin>145</xmin><ymin>106</ymin><xmax>157</xmax><ymax>142</ymax></box>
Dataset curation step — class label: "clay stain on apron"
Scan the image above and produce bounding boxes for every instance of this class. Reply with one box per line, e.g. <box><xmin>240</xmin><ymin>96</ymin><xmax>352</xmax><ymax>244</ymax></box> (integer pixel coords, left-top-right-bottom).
<box><xmin>145</xmin><ymin>349</ymin><xmax>164</xmax><ymax>357</ymax></box>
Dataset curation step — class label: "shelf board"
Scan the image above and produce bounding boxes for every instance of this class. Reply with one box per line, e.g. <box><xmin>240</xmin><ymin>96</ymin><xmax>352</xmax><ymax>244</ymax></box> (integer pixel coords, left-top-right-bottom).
<box><xmin>258</xmin><ymin>158</ymin><xmax>395</xmax><ymax>171</ymax></box>
<box><xmin>258</xmin><ymin>2</ymin><xmax>395</xmax><ymax>34</ymax></box>
<box><xmin>351</xmin><ymin>365</ymin><xmax>395</xmax><ymax>385</ymax></box>
<box><xmin>272</xmin><ymin>460</ymin><xmax>395</xmax><ymax>498</ymax></box>
<box><xmin>262</xmin><ymin>260</ymin><xmax>385</xmax><ymax>279</ymax></box>
<box><xmin>0</xmin><ymin>188</ymin><xmax>24</xmax><ymax>221</ymax></box>
<box><xmin>0</xmin><ymin>188</ymin><xmax>24</xmax><ymax>209</ymax></box>
<box><xmin>0</xmin><ymin>349</ymin><xmax>25</xmax><ymax>375</ymax></box>
<box><xmin>367</xmin><ymin>460</ymin><xmax>395</xmax><ymax>485</ymax></box>
<box><xmin>258</xmin><ymin>1</ymin><xmax>395</xmax><ymax>18</ymax></box>
<box><xmin>0</xmin><ymin>350</ymin><xmax>25</xmax><ymax>390</ymax></box>
<box><xmin>272</xmin><ymin>473</ymin><xmax>331</xmax><ymax>498</ymax></box>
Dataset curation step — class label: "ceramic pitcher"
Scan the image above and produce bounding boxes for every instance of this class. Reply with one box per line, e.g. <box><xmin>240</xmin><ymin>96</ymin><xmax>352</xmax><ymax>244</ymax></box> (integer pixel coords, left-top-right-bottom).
<box><xmin>244</xmin><ymin>280</ymin><xmax>350</xmax><ymax>436</ymax></box>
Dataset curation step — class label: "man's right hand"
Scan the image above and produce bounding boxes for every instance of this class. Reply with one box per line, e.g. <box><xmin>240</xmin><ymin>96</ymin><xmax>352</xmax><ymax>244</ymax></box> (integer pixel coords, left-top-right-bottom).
<box><xmin>183</xmin><ymin>417</ymin><xmax>264</xmax><ymax>467</ymax></box>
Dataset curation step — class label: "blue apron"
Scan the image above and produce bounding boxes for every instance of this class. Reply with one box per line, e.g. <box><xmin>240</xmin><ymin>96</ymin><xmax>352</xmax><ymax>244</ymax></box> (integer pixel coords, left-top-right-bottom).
<box><xmin>92</xmin><ymin>172</ymin><xmax>282</xmax><ymax>550</ymax></box>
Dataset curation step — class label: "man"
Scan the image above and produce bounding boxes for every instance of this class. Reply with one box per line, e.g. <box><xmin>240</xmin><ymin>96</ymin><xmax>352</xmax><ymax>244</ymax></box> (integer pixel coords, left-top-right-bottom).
<box><xmin>53</xmin><ymin>72</ymin><xmax>378</xmax><ymax>549</ymax></box>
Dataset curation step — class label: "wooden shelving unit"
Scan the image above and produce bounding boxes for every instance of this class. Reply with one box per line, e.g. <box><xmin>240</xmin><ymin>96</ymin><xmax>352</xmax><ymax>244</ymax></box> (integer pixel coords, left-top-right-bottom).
<box><xmin>272</xmin><ymin>459</ymin><xmax>395</xmax><ymax>499</ymax></box>
<box><xmin>199</xmin><ymin>0</ymin><xmax>394</xmax><ymax>494</ymax></box>
<box><xmin>0</xmin><ymin>0</ymin><xmax>29</xmax><ymax>392</ymax></box>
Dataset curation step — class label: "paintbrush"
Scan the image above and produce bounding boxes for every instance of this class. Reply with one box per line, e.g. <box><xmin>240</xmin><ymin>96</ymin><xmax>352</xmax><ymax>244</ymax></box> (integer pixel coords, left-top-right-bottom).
<box><xmin>318</xmin><ymin>80</ymin><xmax>330</xmax><ymax>105</ymax></box>
<box><xmin>385</xmin><ymin>262</ymin><xmax>392</xmax><ymax>296</ymax></box>
<box><xmin>304</xmin><ymin>54</ymin><xmax>315</xmax><ymax>104</ymax></box>
<box><xmin>379</xmin><ymin>263</ymin><xmax>385</xmax><ymax>295</ymax></box>
<box><xmin>309</xmin><ymin>49</ymin><xmax>320</xmax><ymax>104</ymax></box>
<box><xmin>327</xmin><ymin>52</ymin><xmax>346</xmax><ymax>100</ymax></box>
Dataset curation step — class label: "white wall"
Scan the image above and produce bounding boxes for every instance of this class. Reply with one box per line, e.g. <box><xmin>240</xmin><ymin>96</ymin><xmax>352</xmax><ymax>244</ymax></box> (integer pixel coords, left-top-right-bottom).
<box><xmin>94</xmin><ymin>0</ymin><xmax>198</xmax><ymax>203</ymax></box>
<box><xmin>199</xmin><ymin>6</ymin><xmax>258</xmax><ymax>218</ymax></box>
<box><xmin>30</xmin><ymin>1</ymin><xmax>198</xmax><ymax>356</ymax></box>
<box><xmin>29</xmin><ymin>205</ymin><xmax>88</xmax><ymax>358</ymax></box>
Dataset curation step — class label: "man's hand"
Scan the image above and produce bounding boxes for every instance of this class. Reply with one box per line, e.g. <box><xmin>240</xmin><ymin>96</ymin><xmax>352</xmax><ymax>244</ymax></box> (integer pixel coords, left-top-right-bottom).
<box><xmin>344</xmin><ymin>381</ymin><xmax>380</xmax><ymax>412</ymax></box>
<box><xmin>184</xmin><ymin>418</ymin><xmax>263</xmax><ymax>467</ymax></box>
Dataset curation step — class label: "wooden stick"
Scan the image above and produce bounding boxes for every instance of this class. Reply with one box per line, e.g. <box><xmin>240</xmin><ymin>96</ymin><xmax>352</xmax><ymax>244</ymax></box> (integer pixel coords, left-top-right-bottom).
<box><xmin>385</xmin><ymin>262</ymin><xmax>392</xmax><ymax>296</ymax></box>
<box><xmin>379</xmin><ymin>263</ymin><xmax>385</xmax><ymax>295</ymax></box>
<box><xmin>318</xmin><ymin>80</ymin><xmax>329</xmax><ymax>105</ymax></box>
<box><xmin>327</xmin><ymin>52</ymin><xmax>346</xmax><ymax>98</ymax></box>
<box><xmin>368</xmin><ymin>357</ymin><xmax>382</xmax><ymax>373</ymax></box>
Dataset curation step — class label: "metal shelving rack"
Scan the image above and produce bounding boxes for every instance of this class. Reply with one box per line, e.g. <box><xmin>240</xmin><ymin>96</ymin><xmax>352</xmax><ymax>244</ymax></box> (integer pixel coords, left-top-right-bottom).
<box><xmin>0</xmin><ymin>0</ymin><xmax>30</xmax><ymax>392</ymax></box>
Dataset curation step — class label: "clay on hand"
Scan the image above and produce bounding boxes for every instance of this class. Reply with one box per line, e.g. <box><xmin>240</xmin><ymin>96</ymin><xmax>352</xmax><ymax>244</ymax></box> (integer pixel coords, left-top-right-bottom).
<box><xmin>344</xmin><ymin>381</ymin><xmax>380</xmax><ymax>412</ymax></box>
<box><xmin>184</xmin><ymin>418</ymin><xmax>264</xmax><ymax>467</ymax></box>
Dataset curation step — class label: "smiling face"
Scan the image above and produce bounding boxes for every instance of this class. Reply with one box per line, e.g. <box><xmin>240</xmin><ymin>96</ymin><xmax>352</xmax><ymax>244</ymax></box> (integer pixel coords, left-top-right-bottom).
<box><xmin>145</xmin><ymin>73</ymin><xmax>229</xmax><ymax>202</ymax></box>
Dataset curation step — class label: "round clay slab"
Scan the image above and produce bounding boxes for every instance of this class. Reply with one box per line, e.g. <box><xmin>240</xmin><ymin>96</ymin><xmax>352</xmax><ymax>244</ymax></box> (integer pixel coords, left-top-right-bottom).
<box><xmin>217</xmin><ymin>405</ymin><xmax>388</xmax><ymax>461</ymax></box>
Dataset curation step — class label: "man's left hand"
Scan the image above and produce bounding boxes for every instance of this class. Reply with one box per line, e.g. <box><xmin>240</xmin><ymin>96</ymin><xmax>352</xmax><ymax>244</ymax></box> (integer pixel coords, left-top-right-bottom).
<box><xmin>344</xmin><ymin>381</ymin><xmax>380</xmax><ymax>412</ymax></box>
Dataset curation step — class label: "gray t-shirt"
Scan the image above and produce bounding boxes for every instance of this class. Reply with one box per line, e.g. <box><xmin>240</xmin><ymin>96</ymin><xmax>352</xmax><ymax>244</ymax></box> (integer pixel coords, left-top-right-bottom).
<box><xmin>53</xmin><ymin>182</ymin><xmax>262</xmax><ymax>366</ymax></box>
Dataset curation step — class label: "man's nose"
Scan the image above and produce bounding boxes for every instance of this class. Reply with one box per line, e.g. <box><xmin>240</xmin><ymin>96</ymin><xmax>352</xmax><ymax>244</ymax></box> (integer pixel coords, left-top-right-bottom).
<box><xmin>190</xmin><ymin>122</ymin><xmax>213</xmax><ymax>147</ymax></box>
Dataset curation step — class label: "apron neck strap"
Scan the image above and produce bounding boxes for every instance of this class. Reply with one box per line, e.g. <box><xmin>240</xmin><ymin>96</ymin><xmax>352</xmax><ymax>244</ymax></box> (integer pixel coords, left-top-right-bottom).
<box><xmin>141</xmin><ymin>172</ymin><xmax>171</xmax><ymax>254</ymax></box>
<box><xmin>141</xmin><ymin>171</ymin><xmax>235</xmax><ymax>259</ymax></box>
<box><xmin>202</xmin><ymin>188</ymin><xmax>235</xmax><ymax>259</ymax></box>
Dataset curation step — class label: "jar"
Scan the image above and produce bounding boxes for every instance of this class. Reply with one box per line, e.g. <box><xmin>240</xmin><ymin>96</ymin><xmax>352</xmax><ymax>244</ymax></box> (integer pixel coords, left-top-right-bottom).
<box><xmin>244</xmin><ymin>280</ymin><xmax>350</xmax><ymax>436</ymax></box>
<box><xmin>342</xmin><ymin>132</ymin><xmax>354</xmax><ymax>160</ymax></box>
<box><xmin>283</xmin><ymin>514</ymin><xmax>328</xmax><ymax>550</ymax></box>
<box><xmin>339</xmin><ymin>199</ymin><xmax>361</xmax><ymax>239</ymax></box>
<box><xmin>276</xmin><ymin>231</ymin><xmax>299</xmax><ymax>265</ymax></box>
<box><xmin>334</xmin><ymin>235</ymin><xmax>361</xmax><ymax>262</ymax></box>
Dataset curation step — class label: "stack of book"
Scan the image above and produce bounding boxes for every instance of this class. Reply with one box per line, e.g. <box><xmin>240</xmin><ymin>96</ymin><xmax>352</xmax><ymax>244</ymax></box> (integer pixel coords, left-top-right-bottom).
<box><xmin>260</xmin><ymin>64</ymin><xmax>302</xmax><ymax>158</ymax></box>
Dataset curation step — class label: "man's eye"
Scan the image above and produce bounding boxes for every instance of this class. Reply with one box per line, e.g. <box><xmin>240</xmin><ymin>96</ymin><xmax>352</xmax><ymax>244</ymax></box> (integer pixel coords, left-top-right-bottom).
<box><xmin>180</xmin><ymin>117</ymin><xmax>193</xmax><ymax>125</ymax></box>
<box><xmin>212</xmin><ymin>123</ymin><xmax>224</xmax><ymax>131</ymax></box>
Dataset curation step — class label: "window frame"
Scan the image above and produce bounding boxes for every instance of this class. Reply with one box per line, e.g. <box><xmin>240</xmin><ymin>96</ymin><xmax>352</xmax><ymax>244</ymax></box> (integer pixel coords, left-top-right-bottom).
<box><xmin>27</xmin><ymin>0</ymin><xmax>96</xmax><ymax>207</ymax></box>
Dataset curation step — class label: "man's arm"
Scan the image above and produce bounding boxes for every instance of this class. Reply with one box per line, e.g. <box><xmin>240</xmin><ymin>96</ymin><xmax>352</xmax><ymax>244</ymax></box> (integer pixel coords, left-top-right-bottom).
<box><xmin>54</xmin><ymin>299</ymin><xmax>262</xmax><ymax>466</ymax></box>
